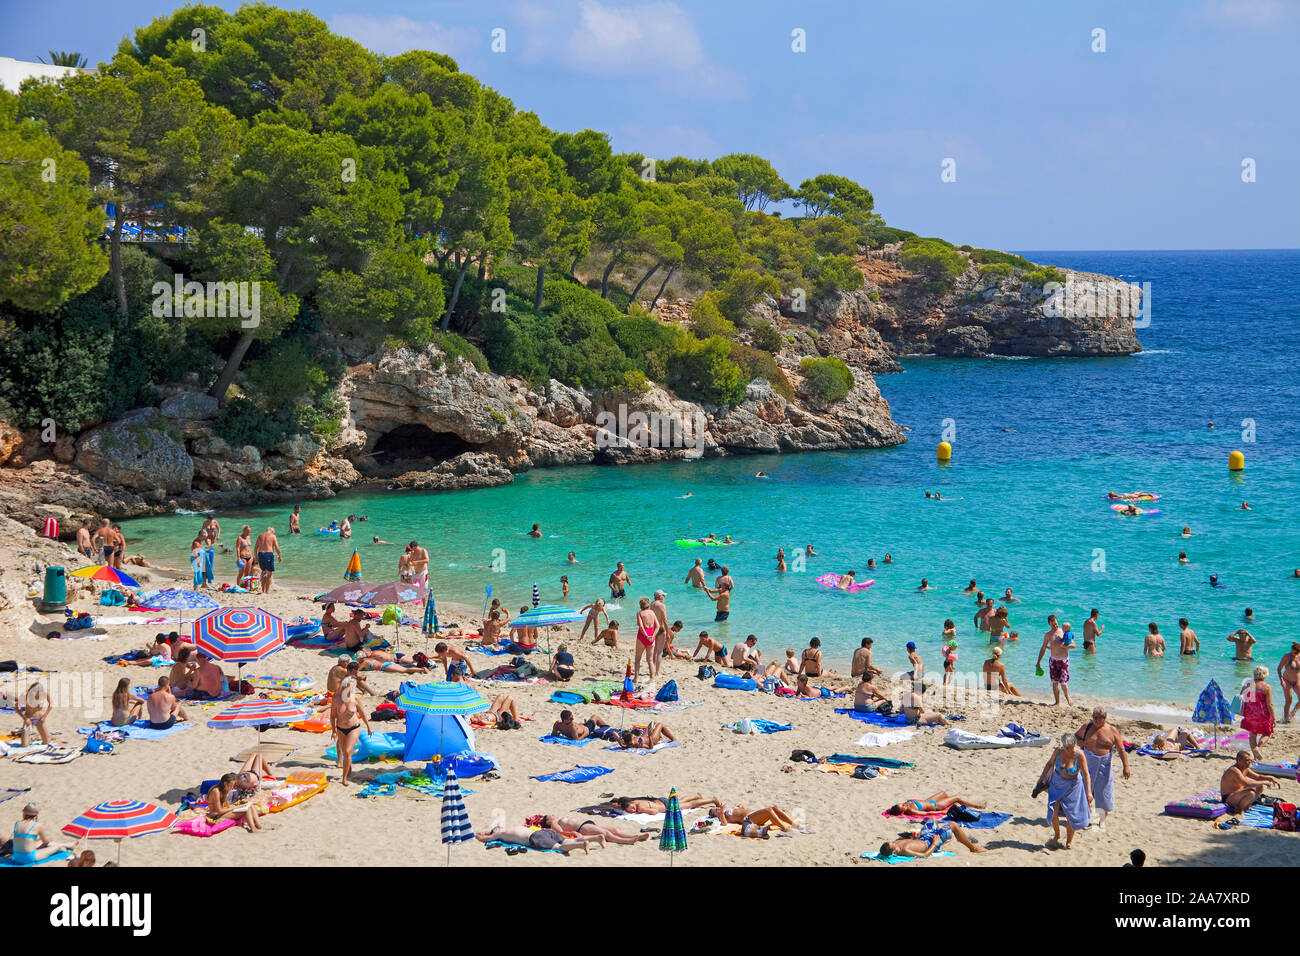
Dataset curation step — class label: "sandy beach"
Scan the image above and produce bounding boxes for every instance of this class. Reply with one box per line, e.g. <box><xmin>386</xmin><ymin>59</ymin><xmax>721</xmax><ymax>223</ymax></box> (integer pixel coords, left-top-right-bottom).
<box><xmin>3</xmin><ymin>519</ymin><xmax>1296</xmax><ymax>868</ymax></box>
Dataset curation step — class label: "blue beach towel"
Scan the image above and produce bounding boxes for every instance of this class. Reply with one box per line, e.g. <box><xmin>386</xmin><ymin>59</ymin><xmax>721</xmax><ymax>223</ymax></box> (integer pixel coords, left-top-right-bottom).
<box><xmin>602</xmin><ymin>740</ymin><xmax>682</xmax><ymax>756</ymax></box>
<box><xmin>945</xmin><ymin>808</ymin><xmax>1012</xmax><ymax>829</ymax></box>
<box><xmin>485</xmin><ymin>839</ymin><xmax>564</xmax><ymax>854</ymax></box>
<box><xmin>0</xmin><ymin>849</ymin><xmax>75</xmax><ymax>868</ymax></box>
<box><xmin>861</xmin><ymin>850</ymin><xmax>954</xmax><ymax>865</ymax></box>
<box><xmin>531</xmin><ymin>765</ymin><xmax>615</xmax><ymax>784</ymax></box>
<box><xmin>1239</xmin><ymin>804</ymin><xmax>1276</xmax><ymax>829</ymax></box>
<box><xmin>725</xmin><ymin>719</ymin><xmax>792</xmax><ymax>734</ymax></box>
<box><xmin>835</xmin><ymin>708</ymin><xmax>909</xmax><ymax>727</ymax></box>
<box><xmin>539</xmin><ymin>734</ymin><xmax>594</xmax><ymax>747</ymax></box>
<box><xmin>85</xmin><ymin>719</ymin><xmax>192</xmax><ymax>740</ymax></box>
<box><xmin>825</xmin><ymin>754</ymin><xmax>914</xmax><ymax>769</ymax></box>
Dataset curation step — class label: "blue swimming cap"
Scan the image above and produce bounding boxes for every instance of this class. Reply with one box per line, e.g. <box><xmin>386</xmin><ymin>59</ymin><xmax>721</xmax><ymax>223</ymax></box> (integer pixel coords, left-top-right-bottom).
<box><xmin>906</xmin><ymin>642</ymin><xmax>916</xmax><ymax>650</ymax></box>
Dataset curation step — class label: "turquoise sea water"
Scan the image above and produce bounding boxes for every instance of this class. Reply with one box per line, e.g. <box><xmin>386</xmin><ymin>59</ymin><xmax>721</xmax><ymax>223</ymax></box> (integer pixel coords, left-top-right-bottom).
<box><xmin>122</xmin><ymin>250</ymin><xmax>1300</xmax><ymax>706</ymax></box>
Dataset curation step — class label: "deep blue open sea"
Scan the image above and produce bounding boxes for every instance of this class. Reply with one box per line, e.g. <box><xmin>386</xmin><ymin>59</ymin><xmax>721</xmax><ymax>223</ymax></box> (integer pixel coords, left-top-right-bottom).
<box><xmin>123</xmin><ymin>250</ymin><xmax>1299</xmax><ymax>706</ymax></box>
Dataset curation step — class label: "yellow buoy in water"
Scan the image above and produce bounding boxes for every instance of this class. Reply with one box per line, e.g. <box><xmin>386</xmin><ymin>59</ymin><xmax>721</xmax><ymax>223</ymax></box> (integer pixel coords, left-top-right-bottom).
<box><xmin>937</xmin><ymin>442</ymin><xmax>952</xmax><ymax>462</ymax></box>
<box><xmin>1228</xmin><ymin>450</ymin><xmax>1245</xmax><ymax>471</ymax></box>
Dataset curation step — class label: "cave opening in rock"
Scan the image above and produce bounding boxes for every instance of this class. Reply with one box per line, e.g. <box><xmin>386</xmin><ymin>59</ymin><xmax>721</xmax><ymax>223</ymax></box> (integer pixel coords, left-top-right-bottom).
<box><xmin>371</xmin><ymin>424</ymin><xmax>478</xmax><ymax>465</ymax></box>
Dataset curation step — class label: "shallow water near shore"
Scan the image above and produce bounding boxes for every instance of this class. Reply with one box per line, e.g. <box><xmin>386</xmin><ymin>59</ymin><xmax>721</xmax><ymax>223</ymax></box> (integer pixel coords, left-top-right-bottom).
<box><xmin>123</xmin><ymin>250</ymin><xmax>1300</xmax><ymax>706</ymax></box>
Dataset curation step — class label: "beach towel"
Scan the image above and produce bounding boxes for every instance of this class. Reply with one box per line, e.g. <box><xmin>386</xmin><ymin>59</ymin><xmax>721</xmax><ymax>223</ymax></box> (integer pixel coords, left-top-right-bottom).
<box><xmin>88</xmin><ymin>719</ymin><xmax>191</xmax><ymax>741</ymax></box>
<box><xmin>825</xmin><ymin>754</ymin><xmax>913</xmax><ymax>769</ymax></box>
<box><xmin>245</xmin><ymin>675</ymin><xmax>314</xmax><ymax>692</ymax></box>
<box><xmin>0</xmin><ymin>849</ymin><xmax>75</xmax><ymax>867</ymax></box>
<box><xmin>856</xmin><ymin>729</ymin><xmax>920</xmax><ymax>747</ymax></box>
<box><xmin>0</xmin><ymin>787</ymin><xmax>31</xmax><ymax>805</ymax></box>
<box><xmin>1083</xmin><ymin>750</ymin><xmax>1115</xmax><ymax>812</ymax></box>
<box><xmin>944</xmin><ymin>808</ymin><xmax>1011</xmax><ymax>829</ymax></box>
<box><xmin>531</xmin><ymin>765</ymin><xmax>615</xmax><ymax>784</ymax></box>
<box><xmin>1164</xmin><ymin>789</ymin><xmax>1228</xmax><ymax>819</ymax></box>
<box><xmin>539</xmin><ymin>734</ymin><xmax>594</xmax><ymax>747</ymax></box>
<box><xmin>1239</xmin><ymin>804</ymin><xmax>1277</xmax><ymax>829</ymax></box>
<box><xmin>861</xmin><ymin>850</ymin><xmax>954</xmax><ymax>864</ymax></box>
<box><xmin>724</xmin><ymin>718</ymin><xmax>792</xmax><ymax>734</ymax></box>
<box><xmin>1047</xmin><ymin>766</ymin><xmax>1091</xmax><ymax>831</ymax></box>
<box><xmin>173</xmin><ymin>817</ymin><xmax>240</xmax><ymax>838</ymax></box>
<box><xmin>12</xmin><ymin>746</ymin><xmax>82</xmax><ymax>764</ymax></box>
<box><xmin>835</xmin><ymin>708</ymin><xmax>908</xmax><ymax>727</ymax></box>
<box><xmin>602</xmin><ymin>740</ymin><xmax>682</xmax><ymax>756</ymax></box>
<box><xmin>548</xmin><ymin>681</ymin><xmax>622</xmax><ymax>705</ymax></box>
<box><xmin>483</xmin><ymin>839</ymin><xmax>564</xmax><ymax>854</ymax></box>
<box><xmin>600</xmin><ymin>696</ymin><xmax>658</xmax><ymax>709</ymax></box>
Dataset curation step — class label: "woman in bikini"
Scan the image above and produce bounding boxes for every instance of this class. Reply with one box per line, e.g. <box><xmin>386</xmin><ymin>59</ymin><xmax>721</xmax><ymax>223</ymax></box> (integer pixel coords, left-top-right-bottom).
<box><xmin>535</xmin><ymin>814</ymin><xmax>650</xmax><ymax>845</ymax></box>
<box><xmin>617</xmin><ymin>721</ymin><xmax>676</xmax><ymax>750</ymax></box>
<box><xmin>330</xmin><ymin>677</ymin><xmax>371</xmax><ymax>786</ymax></box>
<box><xmin>470</xmin><ymin>694</ymin><xmax>521</xmax><ymax>728</ymax></box>
<box><xmin>1036</xmin><ymin>733</ymin><xmax>1093</xmax><ymax>849</ymax></box>
<box><xmin>1278</xmin><ymin>643</ymin><xmax>1300</xmax><ymax>724</ymax></box>
<box><xmin>110</xmin><ymin>678</ymin><xmax>145</xmax><ymax>726</ymax></box>
<box><xmin>708</xmin><ymin>804</ymin><xmax>798</xmax><ymax>833</ymax></box>
<box><xmin>608</xmin><ymin>794</ymin><xmax>721</xmax><ymax>814</ymax></box>
<box><xmin>799</xmin><ymin>638</ymin><xmax>837</xmax><ymax>678</ymax></box>
<box><xmin>887</xmin><ymin>792</ymin><xmax>986</xmax><ymax>816</ymax></box>
<box><xmin>205</xmin><ymin>774</ymin><xmax>266</xmax><ymax>832</ymax></box>
<box><xmin>633</xmin><ymin>596</ymin><xmax>659</xmax><ymax>684</ymax></box>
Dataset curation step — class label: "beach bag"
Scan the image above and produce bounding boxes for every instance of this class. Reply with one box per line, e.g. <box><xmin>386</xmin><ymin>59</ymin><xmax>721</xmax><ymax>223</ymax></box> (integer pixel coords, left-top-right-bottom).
<box><xmin>655</xmin><ymin>680</ymin><xmax>679</xmax><ymax>702</ymax></box>
<box><xmin>0</xmin><ymin>660</ymin><xmax>18</xmax><ymax>672</ymax></box>
<box><xmin>852</xmin><ymin>765</ymin><xmax>878</xmax><ymax>779</ymax></box>
<box><xmin>99</xmin><ymin>589</ymin><xmax>126</xmax><ymax>606</ymax></box>
<box><xmin>64</xmin><ymin>613</ymin><xmax>94</xmax><ymax>631</ymax></box>
<box><xmin>497</xmin><ymin>712</ymin><xmax>520</xmax><ymax>730</ymax></box>
<box><xmin>696</xmin><ymin>665</ymin><xmax>716</xmax><ymax>681</ymax></box>
<box><xmin>83</xmin><ymin>737</ymin><xmax>114</xmax><ymax>755</ymax></box>
<box><xmin>734</xmin><ymin>718</ymin><xmax>756</xmax><ymax>735</ymax></box>
<box><xmin>1274</xmin><ymin>802</ymin><xmax>1298</xmax><ymax>832</ymax></box>
<box><xmin>381</xmin><ymin>605</ymin><xmax>402</xmax><ymax>626</ymax></box>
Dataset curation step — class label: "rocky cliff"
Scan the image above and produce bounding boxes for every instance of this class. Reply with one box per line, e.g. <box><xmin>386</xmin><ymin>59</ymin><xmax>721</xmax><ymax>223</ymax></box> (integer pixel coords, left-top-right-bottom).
<box><xmin>0</xmin><ymin>249</ymin><xmax>1143</xmax><ymax>531</ymax></box>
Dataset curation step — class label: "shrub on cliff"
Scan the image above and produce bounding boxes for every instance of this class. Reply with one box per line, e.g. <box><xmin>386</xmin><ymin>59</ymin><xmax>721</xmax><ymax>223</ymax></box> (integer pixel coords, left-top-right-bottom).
<box><xmin>805</xmin><ymin>253</ymin><xmax>863</xmax><ymax>297</ymax></box>
<box><xmin>750</xmin><ymin>320</ymin><xmax>783</xmax><ymax>353</ymax></box>
<box><xmin>899</xmin><ymin>238</ymin><xmax>967</xmax><ymax>285</ymax></box>
<box><xmin>978</xmin><ymin>262</ymin><xmax>1015</xmax><ymax>281</ymax></box>
<box><xmin>1021</xmin><ymin>267</ymin><xmax>1066</xmax><ymax>287</ymax></box>
<box><xmin>434</xmin><ymin>332</ymin><xmax>489</xmax><ymax>373</ymax></box>
<box><xmin>862</xmin><ymin>224</ymin><xmax>918</xmax><ymax>249</ymax></box>
<box><xmin>688</xmin><ymin>292</ymin><xmax>737</xmax><ymax>339</ymax></box>
<box><xmin>730</xmin><ymin>342</ymin><xmax>794</xmax><ymax>400</ymax></box>
<box><xmin>716</xmin><ymin>269</ymin><xmax>781</xmax><ymax>324</ymax></box>
<box><xmin>971</xmin><ymin>248</ymin><xmax>1034</xmax><ymax>271</ymax></box>
<box><xmin>667</xmin><ymin>335</ymin><xmax>748</xmax><ymax>407</ymax></box>
<box><xmin>799</xmin><ymin>356</ymin><xmax>855</xmax><ymax>405</ymax></box>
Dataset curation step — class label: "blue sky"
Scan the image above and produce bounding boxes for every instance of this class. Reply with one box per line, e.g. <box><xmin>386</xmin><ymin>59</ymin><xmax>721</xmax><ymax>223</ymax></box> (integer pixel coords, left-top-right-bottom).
<box><xmin>3</xmin><ymin>0</ymin><xmax>1297</xmax><ymax>249</ymax></box>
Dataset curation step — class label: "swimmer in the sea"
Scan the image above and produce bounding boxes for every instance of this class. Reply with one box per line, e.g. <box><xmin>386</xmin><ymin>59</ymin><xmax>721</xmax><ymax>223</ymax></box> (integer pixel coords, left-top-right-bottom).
<box><xmin>917</xmin><ymin>578</ymin><xmax>932</xmax><ymax>592</ymax></box>
<box><xmin>963</xmin><ymin>579</ymin><xmax>978</xmax><ymax>594</ymax></box>
<box><xmin>528</xmin><ymin>523</ymin><xmax>543</xmax><ymax>538</ymax></box>
<box><xmin>1180</xmin><ymin>526</ymin><xmax>1192</xmax><ymax>537</ymax></box>
<box><xmin>883</xmin><ymin>553</ymin><xmax>894</xmax><ymax>564</ymax></box>
<box><xmin>866</xmin><ymin>558</ymin><xmax>876</xmax><ymax>569</ymax></box>
<box><xmin>805</xmin><ymin>545</ymin><xmax>816</xmax><ymax>557</ymax></box>
<box><xmin>1209</xmin><ymin>574</ymin><xmax>1221</xmax><ymax>588</ymax></box>
<box><xmin>567</xmin><ymin>551</ymin><xmax>580</xmax><ymax>564</ymax></box>
<box><xmin>755</xmin><ymin>471</ymin><xmax>768</xmax><ymax>478</ymax></box>
<box><xmin>1003</xmin><ymin>587</ymin><xmax>1019</xmax><ymax>603</ymax></box>
<box><xmin>372</xmin><ymin>535</ymin><xmax>392</xmax><ymax>545</ymax></box>
<box><xmin>1178</xmin><ymin>551</ymin><xmax>1188</xmax><ymax>564</ymax></box>
<box><xmin>1240</xmin><ymin>502</ymin><xmax>1251</xmax><ymax>510</ymax></box>
<box><xmin>679</xmin><ymin>492</ymin><xmax>693</xmax><ymax>498</ymax></box>
<box><xmin>839</xmin><ymin>570</ymin><xmax>857</xmax><ymax>590</ymax></box>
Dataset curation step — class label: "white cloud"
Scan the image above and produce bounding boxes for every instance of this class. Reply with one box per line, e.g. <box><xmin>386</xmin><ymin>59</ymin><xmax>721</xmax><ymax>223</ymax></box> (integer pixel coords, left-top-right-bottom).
<box><xmin>516</xmin><ymin>0</ymin><xmax>746</xmax><ymax>100</ymax></box>
<box><xmin>1201</xmin><ymin>0</ymin><xmax>1294</xmax><ymax>27</ymax></box>
<box><xmin>329</xmin><ymin>14</ymin><xmax>478</xmax><ymax>59</ymax></box>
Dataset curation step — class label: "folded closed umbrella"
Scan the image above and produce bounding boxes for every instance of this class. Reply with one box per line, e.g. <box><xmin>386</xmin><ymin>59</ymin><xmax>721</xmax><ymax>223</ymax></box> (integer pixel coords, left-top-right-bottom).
<box><xmin>344</xmin><ymin>550</ymin><xmax>362</xmax><ymax>582</ymax></box>
<box><xmin>659</xmin><ymin>787</ymin><xmax>688</xmax><ymax>865</ymax></box>
<box><xmin>440</xmin><ymin>768</ymin><xmax>473</xmax><ymax>866</ymax></box>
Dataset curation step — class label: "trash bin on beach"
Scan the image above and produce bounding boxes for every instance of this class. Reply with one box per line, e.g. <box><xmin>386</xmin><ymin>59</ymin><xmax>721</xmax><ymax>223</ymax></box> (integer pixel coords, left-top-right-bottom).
<box><xmin>39</xmin><ymin>566</ymin><xmax>68</xmax><ymax>613</ymax></box>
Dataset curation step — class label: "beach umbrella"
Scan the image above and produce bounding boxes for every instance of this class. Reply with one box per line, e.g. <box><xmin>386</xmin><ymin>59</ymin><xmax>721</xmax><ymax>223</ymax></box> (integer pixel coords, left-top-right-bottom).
<box><xmin>316</xmin><ymin>581</ymin><xmax>380</xmax><ymax>604</ymax></box>
<box><xmin>207</xmin><ymin>698</ymin><xmax>311</xmax><ymax>750</ymax></box>
<box><xmin>192</xmin><ymin>606</ymin><xmax>286</xmax><ymax>689</ymax></box>
<box><xmin>344</xmin><ymin>549</ymin><xmax>362</xmax><ymax>582</ymax></box>
<box><xmin>658</xmin><ymin>787</ymin><xmax>688</xmax><ymax>866</ymax></box>
<box><xmin>510</xmin><ymin>604</ymin><xmax>584</xmax><ymax>657</ymax></box>
<box><xmin>137</xmin><ymin>587</ymin><xmax>219</xmax><ymax>631</ymax></box>
<box><xmin>532</xmin><ymin>583</ymin><xmax>540</xmax><ymax>608</ymax></box>
<box><xmin>356</xmin><ymin>581</ymin><xmax>429</xmax><ymax>606</ymax></box>
<box><xmin>62</xmin><ymin>799</ymin><xmax>176</xmax><ymax>864</ymax></box>
<box><xmin>482</xmin><ymin>584</ymin><xmax>492</xmax><ymax>621</ymax></box>
<box><xmin>1192</xmin><ymin>678</ymin><xmax>1235</xmax><ymax>750</ymax></box>
<box><xmin>70</xmin><ymin>565</ymin><xmax>140</xmax><ymax>588</ymax></box>
<box><xmin>440</xmin><ymin>768</ymin><xmax>473</xmax><ymax>866</ymax></box>
<box><xmin>398</xmin><ymin>681</ymin><xmax>488</xmax><ymax>766</ymax></box>
<box><xmin>422</xmin><ymin>595</ymin><xmax>439</xmax><ymax>654</ymax></box>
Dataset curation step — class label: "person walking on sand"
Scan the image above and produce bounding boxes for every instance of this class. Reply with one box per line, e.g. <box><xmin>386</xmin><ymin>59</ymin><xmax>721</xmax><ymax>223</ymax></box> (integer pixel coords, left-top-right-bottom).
<box><xmin>1276</xmin><ymin>643</ymin><xmax>1299</xmax><ymax>724</ymax></box>
<box><xmin>1240</xmin><ymin>666</ymin><xmax>1276</xmax><ymax>759</ymax></box>
<box><xmin>1036</xmin><ymin>615</ymin><xmax>1073</xmax><ymax>706</ymax></box>
<box><xmin>1035</xmin><ymin>732</ymin><xmax>1092</xmax><ymax>850</ymax></box>
<box><xmin>579</xmin><ymin>599</ymin><xmax>608</xmax><ymax>640</ymax></box>
<box><xmin>253</xmin><ymin>526</ymin><xmax>282</xmax><ymax>593</ymax></box>
<box><xmin>1077</xmin><ymin>707</ymin><xmax>1129</xmax><ymax>830</ymax></box>
<box><xmin>331</xmin><ymin>677</ymin><xmax>371</xmax><ymax>786</ymax></box>
<box><xmin>634</xmin><ymin>596</ymin><xmax>659</xmax><ymax>684</ymax></box>
<box><xmin>650</xmin><ymin>590</ymin><xmax>670</xmax><ymax>676</ymax></box>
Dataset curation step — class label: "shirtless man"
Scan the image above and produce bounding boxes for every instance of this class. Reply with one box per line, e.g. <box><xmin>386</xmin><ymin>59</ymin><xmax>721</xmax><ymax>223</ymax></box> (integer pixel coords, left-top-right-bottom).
<box><xmin>684</xmin><ymin>559</ymin><xmax>707</xmax><ymax>590</ymax></box>
<box><xmin>146</xmin><ymin>676</ymin><xmax>189</xmax><ymax>729</ymax></box>
<box><xmin>876</xmin><ymin>822</ymin><xmax>986</xmax><ymax>858</ymax></box>
<box><xmin>1003</xmin><ymin>587</ymin><xmax>1020</xmax><ymax>603</ymax></box>
<box><xmin>475</xmin><ymin>825</ymin><xmax>595</xmax><ymax>855</ymax></box>
<box><xmin>730</xmin><ymin>635</ymin><xmax>761</xmax><ymax>672</ymax></box>
<box><xmin>579</xmin><ymin>599</ymin><xmax>608</xmax><ymax>641</ymax></box>
<box><xmin>1278</xmin><ymin>643</ymin><xmax>1300</xmax><ymax>723</ymax></box>
<box><xmin>917</xmin><ymin>578</ymin><xmax>932</xmax><ymax>592</ymax></box>
<box><xmin>540</xmin><ymin>814</ymin><xmax>650</xmax><ymax>845</ymax></box>
<box><xmin>407</xmin><ymin>540</ymin><xmax>429</xmax><ymax>587</ymax></box>
<box><xmin>1178</xmin><ymin>618</ymin><xmax>1200</xmax><ymax>655</ymax></box>
<box><xmin>289</xmin><ymin>506</ymin><xmax>301</xmax><ymax>535</ymax></box>
<box><xmin>1035</xmin><ymin>615</ymin><xmax>1072</xmax><ymax>706</ymax></box>
<box><xmin>528</xmin><ymin>523</ymin><xmax>542</xmax><ymax>538</ymax></box>
<box><xmin>1227</xmin><ymin>629</ymin><xmax>1256</xmax><ymax>661</ymax></box>
<box><xmin>550</xmin><ymin>710</ymin><xmax>614</xmax><ymax>741</ymax></box>
<box><xmin>608</xmin><ymin>794</ymin><xmax>721</xmax><ymax>815</ymax></box>
<box><xmin>963</xmin><ymin>579</ymin><xmax>978</xmax><ymax>594</ymax></box>
<box><xmin>974</xmin><ymin>598</ymin><xmax>996</xmax><ymax>632</ymax></box>
<box><xmin>433</xmin><ymin>642</ymin><xmax>478</xmax><ymax>679</ymax></box>
<box><xmin>691</xmin><ymin>630</ymin><xmax>726</xmax><ymax>662</ymax></box>
<box><xmin>1076</xmin><ymin>707</ymin><xmax>1130</xmax><ymax>829</ymax></box>
<box><xmin>1219</xmin><ymin>749</ymin><xmax>1280</xmax><ymax>812</ymax></box>
<box><xmin>93</xmin><ymin>518</ymin><xmax>114</xmax><ymax>567</ymax></box>
<box><xmin>1082</xmin><ymin>609</ymin><xmax>1104</xmax><ymax>653</ymax></box>
<box><xmin>75</xmin><ymin>518</ymin><xmax>94</xmax><ymax>559</ymax></box>
<box><xmin>608</xmin><ymin>561</ymin><xmax>630</xmax><ymax>600</ymax></box>
<box><xmin>191</xmin><ymin>653</ymin><xmax>226</xmax><ymax>699</ymax></box>
<box><xmin>982</xmin><ymin>646</ymin><xmax>1021</xmax><ymax>697</ymax></box>
<box><xmin>253</xmin><ymin>526</ymin><xmax>282</xmax><ymax>593</ymax></box>
<box><xmin>851</xmin><ymin>638</ymin><xmax>882</xmax><ymax>679</ymax></box>
<box><xmin>327</xmin><ymin>658</ymin><xmax>375</xmax><ymax>696</ymax></box>
<box><xmin>339</xmin><ymin>609</ymin><xmax>378</xmax><ymax>651</ymax></box>
<box><xmin>704</xmin><ymin>581</ymin><xmax>731</xmax><ymax>622</ymax></box>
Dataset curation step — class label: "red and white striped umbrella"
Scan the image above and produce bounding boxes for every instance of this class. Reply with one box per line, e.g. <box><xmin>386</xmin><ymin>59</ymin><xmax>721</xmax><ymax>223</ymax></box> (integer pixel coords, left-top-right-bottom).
<box><xmin>63</xmin><ymin>800</ymin><xmax>176</xmax><ymax>840</ymax></box>
<box><xmin>193</xmin><ymin>606</ymin><xmax>286</xmax><ymax>663</ymax></box>
<box><xmin>206</xmin><ymin>699</ymin><xmax>312</xmax><ymax>729</ymax></box>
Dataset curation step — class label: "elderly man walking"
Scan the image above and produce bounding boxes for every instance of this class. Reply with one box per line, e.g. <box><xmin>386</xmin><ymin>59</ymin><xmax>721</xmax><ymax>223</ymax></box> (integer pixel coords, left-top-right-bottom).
<box><xmin>1076</xmin><ymin>706</ymin><xmax>1130</xmax><ymax>830</ymax></box>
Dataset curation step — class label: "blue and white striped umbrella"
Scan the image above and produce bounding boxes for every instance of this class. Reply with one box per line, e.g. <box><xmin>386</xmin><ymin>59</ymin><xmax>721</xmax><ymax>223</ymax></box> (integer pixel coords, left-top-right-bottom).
<box><xmin>440</xmin><ymin>768</ymin><xmax>473</xmax><ymax>863</ymax></box>
<box><xmin>532</xmin><ymin>583</ymin><xmax>540</xmax><ymax>608</ymax></box>
<box><xmin>509</xmin><ymin>605</ymin><xmax>585</xmax><ymax>629</ymax></box>
<box><xmin>422</xmin><ymin>595</ymin><xmax>438</xmax><ymax>636</ymax></box>
<box><xmin>397</xmin><ymin>681</ymin><xmax>488</xmax><ymax>717</ymax></box>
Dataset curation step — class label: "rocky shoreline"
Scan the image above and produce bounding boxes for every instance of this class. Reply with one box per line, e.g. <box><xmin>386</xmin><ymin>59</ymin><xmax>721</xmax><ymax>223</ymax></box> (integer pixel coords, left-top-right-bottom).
<box><xmin>0</xmin><ymin>250</ymin><xmax>1140</xmax><ymax>533</ymax></box>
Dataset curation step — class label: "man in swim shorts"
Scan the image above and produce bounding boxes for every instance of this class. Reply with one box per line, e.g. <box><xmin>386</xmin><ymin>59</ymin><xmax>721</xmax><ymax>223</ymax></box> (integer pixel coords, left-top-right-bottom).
<box><xmin>407</xmin><ymin>540</ymin><xmax>429</xmax><ymax>587</ymax></box>
<box><xmin>684</xmin><ymin>559</ymin><xmax>707</xmax><ymax>589</ymax></box>
<box><xmin>253</xmin><ymin>525</ymin><xmax>282</xmax><ymax>593</ymax></box>
<box><xmin>1179</xmin><ymin>618</ymin><xmax>1200</xmax><ymax>655</ymax></box>
<box><xmin>1082</xmin><ymin>609</ymin><xmax>1103</xmax><ymax>653</ymax></box>
<box><xmin>1219</xmin><ymin>749</ymin><xmax>1279</xmax><ymax>812</ymax></box>
<box><xmin>608</xmin><ymin>562</ymin><xmax>630</xmax><ymax>599</ymax></box>
<box><xmin>146</xmin><ymin>676</ymin><xmax>188</xmax><ymax>729</ymax></box>
<box><xmin>1036</xmin><ymin>615</ymin><xmax>1072</xmax><ymax>706</ymax></box>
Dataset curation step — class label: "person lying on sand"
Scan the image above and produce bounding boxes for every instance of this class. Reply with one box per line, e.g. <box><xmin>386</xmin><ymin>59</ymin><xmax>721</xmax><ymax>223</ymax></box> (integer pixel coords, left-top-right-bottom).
<box><xmin>707</xmin><ymin>804</ymin><xmax>798</xmax><ymax>836</ymax></box>
<box><xmin>877</xmin><ymin>820</ymin><xmax>986</xmax><ymax>858</ymax></box>
<box><xmin>354</xmin><ymin>648</ymin><xmax>430</xmax><ymax>674</ymax></box>
<box><xmin>888</xmin><ymin>792</ymin><xmax>986</xmax><ymax>816</ymax></box>
<box><xmin>1149</xmin><ymin>727</ymin><xmax>1201</xmax><ymax>752</ymax></box>
<box><xmin>609</xmin><ymin>794</ymin><xmax>721</xmax><ymax>814</ymax></box>
<box><xmin>550</xmin><ymin>710</ymin><xmax>618</xmax><ymax>741</ymax></box>
<box><xmin>474</xmin><ymin>825</ymin><xmax>596</xmax><ymax>855</ymax></box>
<box><xmin>1220</xmin><ymin>749</ymin><xmax>1280</xmax><ymax>812</ymax></box>
<box><xmin>616</xmin><ymin>721</ymin><xmax>677</xmax><ymax>749</ymax></box>
<box><xmin>471</xmin><ymin>695</ymin><xmax>521</xmax><ymax>728</ymax></box>
<box><xmin>531</xmin><ymin>814</ymin><xmax>650</xmax><ymax>845</ymax></box>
